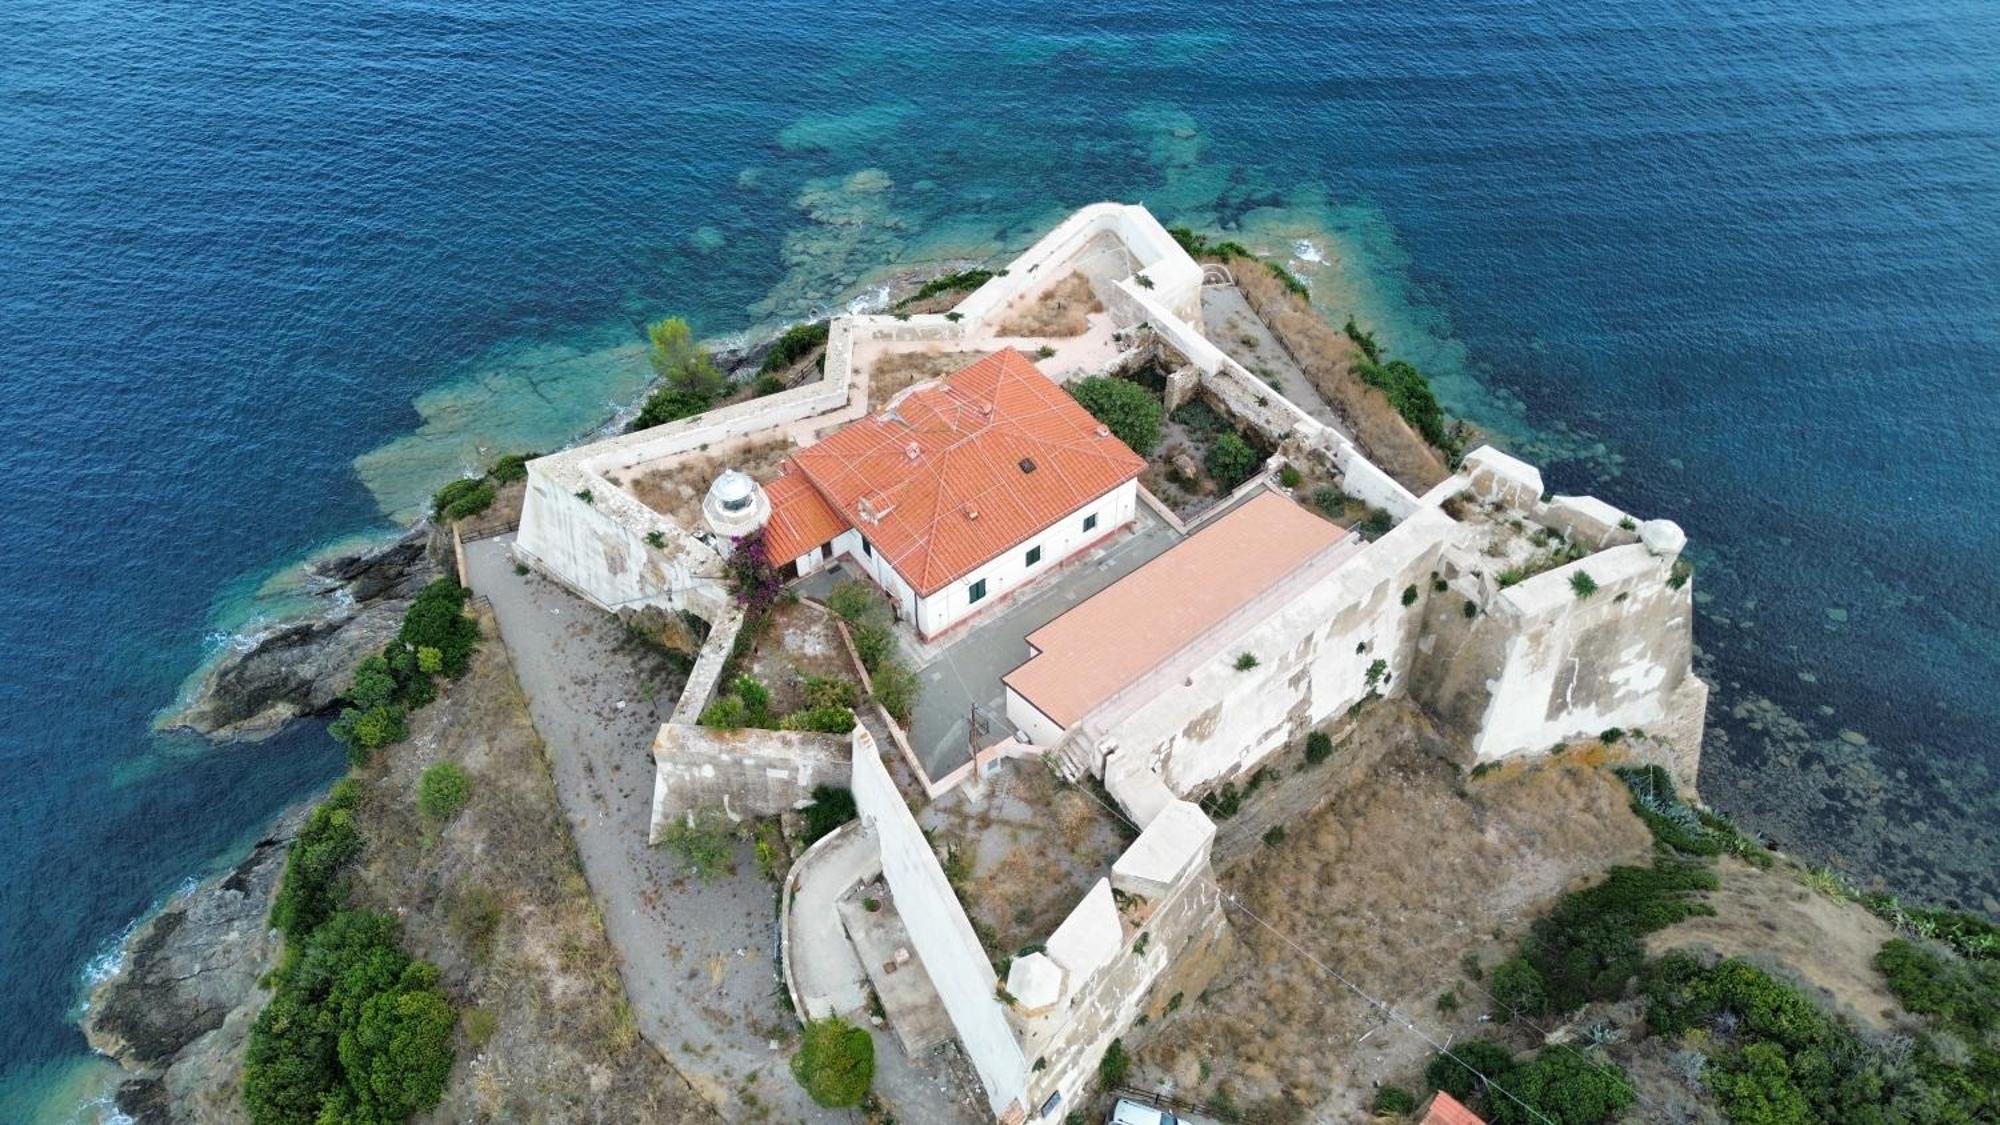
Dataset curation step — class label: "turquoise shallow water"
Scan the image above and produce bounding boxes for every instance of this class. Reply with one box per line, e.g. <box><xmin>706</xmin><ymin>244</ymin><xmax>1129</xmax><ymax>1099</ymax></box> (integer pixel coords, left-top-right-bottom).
<box><xmin>3</xmin><ymin>0</ymin><xmax>1997</xmax><ymax>1116</ymax></box>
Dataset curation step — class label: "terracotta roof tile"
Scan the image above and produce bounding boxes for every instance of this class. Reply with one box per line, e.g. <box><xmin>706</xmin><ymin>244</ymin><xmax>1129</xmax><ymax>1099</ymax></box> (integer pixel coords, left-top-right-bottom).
<box><xmin>1420</xmin><ymin>1091</ymin><xmax>1487</xmax><ymax>1125</ymax></box>
<box><xmin>1003</xmin><ymin>491</ymin><xmax>1348</xmax><ymax>727</ymax></box>
<box><xmin>763</xmin><ymin>463</ymin><xmax>850</xmax><ymax>564</ymax></box>
<box><xmin>789</xmin><ymin>348</ymin><xmax>1144</xmax><ymax>596</ymax></box>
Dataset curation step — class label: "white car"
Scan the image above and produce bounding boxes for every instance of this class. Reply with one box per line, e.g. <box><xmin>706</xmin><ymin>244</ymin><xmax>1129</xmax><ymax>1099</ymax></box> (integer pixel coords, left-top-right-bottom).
<box><xmin>1107</xmin><ymin>1098</ymin><xmax>1178</xmax><ymax>1125</ymax></box>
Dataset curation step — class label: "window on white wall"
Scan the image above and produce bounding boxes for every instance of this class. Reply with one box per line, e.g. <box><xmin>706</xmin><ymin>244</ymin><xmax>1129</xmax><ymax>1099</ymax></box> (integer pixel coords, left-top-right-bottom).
<box><xmin>861</xmin><ymin>537</ymin><xmax>873</xmax><ymax>558</ymax></box>
<box><xmin>968</xmin><ymin>578</ymin><xmax>987</xmax><ymax>603</ymax></box>
<box><xmin>1024</xmin><ymin>544</ymin><xmax>1041</xmax><ymax>567</ymax></box>
<box><xmin>1083</xmin><ymin>512</ymin><xmax>1098</xmax><ymax>533</ymax></box>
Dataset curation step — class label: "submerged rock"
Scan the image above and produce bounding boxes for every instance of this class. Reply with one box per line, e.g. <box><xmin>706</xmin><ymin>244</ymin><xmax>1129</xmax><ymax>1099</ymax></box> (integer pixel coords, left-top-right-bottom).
<box><xmin>160</xmin><ymin>525</ymin><xmax>442</xmax><ymax>741</ymax></box>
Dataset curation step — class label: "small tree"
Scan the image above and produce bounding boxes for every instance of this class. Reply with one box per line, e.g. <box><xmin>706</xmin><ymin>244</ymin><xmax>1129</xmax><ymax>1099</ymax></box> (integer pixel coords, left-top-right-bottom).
<box><xmin>417</xmin><ymin>762</ymin><xmax>470</xmax><ymax>822</ymax></box>
<box><xmin>1068</xmin><ymin>376</ymin><xmax>1163</xmax><ymax>456</ymax></box>
<box><xmin>724</xmin><ymin>530</ymin><xmax>784</xmax><ymax>615</ymax></box>
<box><xmin>791</xmin><ymin>1016</ymin><xmax>874</xmax><ymax>1107</ymax></box>
<box><xmin>1490</xmin><ymin>956</ymin><xmax>1550</xmax><ymax>1019</ymax></box>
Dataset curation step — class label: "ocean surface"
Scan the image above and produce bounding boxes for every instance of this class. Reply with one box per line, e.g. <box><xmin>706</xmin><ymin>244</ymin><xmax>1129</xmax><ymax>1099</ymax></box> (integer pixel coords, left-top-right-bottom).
<box><xmin>3</xmin><ymin>0</ymin><xmax>1997</xmax><ymax>1116</ymax></box>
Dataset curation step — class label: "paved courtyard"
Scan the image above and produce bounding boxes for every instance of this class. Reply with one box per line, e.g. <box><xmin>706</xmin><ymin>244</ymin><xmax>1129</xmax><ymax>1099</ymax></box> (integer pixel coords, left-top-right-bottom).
<box><xmin>903</xmin><ymin>507</ymin><xmax>1180</xmax><ymax>779</ymax></box>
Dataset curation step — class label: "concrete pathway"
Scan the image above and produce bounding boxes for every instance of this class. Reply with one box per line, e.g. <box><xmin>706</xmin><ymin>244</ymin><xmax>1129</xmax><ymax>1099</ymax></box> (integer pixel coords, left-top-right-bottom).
<box><xmin>465</xmin><ymin>535</ymin><xmax>982</xmax><ymax>1124</ymax></box>
<box><xmin>788</xmin><ymin>822</ymin><xmax>879</xmax><ymax>1020</ymax></box>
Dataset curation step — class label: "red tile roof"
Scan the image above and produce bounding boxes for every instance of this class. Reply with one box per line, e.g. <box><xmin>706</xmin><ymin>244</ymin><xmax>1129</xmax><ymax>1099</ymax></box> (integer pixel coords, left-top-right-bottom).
<box><xmin>788</xmin><ymin>348</ymin><xmax>1144</xmax><ymax>597</ymax></box>
<box><xmin>763</xmin><ymin>464</ymin><xmax>849</xmax><ymax>564</ymax></box>
<box><xmin>1420</xmin><ymin>1091</ymin><xmax>1486</xmax><ymax>1125</ymax></box>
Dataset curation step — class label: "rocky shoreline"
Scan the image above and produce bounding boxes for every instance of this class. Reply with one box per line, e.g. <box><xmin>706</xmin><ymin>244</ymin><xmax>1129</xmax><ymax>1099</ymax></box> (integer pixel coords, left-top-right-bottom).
<box><xmin>157</xmin><ymin>526</ymin><xmax>448</xmax><ymax>742</ymax></box>
<box><xmin>83</xmin><ymin>808</ymin><xmax>307</xmax><ymax>1123</ymax></box>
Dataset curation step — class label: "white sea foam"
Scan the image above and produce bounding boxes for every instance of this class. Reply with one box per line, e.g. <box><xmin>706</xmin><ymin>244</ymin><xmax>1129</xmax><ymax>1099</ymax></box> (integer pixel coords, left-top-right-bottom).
<box><xmin>1291</xmin><ymin>238</ymin><xmax>1326</xmax><ymax>264</ymax></box>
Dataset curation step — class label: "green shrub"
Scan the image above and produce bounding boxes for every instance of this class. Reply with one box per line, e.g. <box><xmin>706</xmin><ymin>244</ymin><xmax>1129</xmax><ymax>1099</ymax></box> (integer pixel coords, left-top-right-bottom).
<box><xmin>1876</xmin><ymin>939</ymin><xmax>2000</xmax><ymax>1036</ymax></box>
<box><xmin>851</xmin><ymin>621</ymin><xmax>895</xmax><ymax>670</ymax></box>
<box><xmin>779</xmin><ymin>706</ymin><xmax>856</xmax><ymax>734</ymax></box>
<box><xmin>1570</xmin><ymin>571</ymin><xmax>1598</xmax><ymax>598</ymax></box>
<box><xmin>399</xmin><ymin>579</ymin><xmax>478</xmax><ymax>678</ymax></box>
<box><xmin>1402</xmin><ymin>584</ymin><xmax>1419</xmax><ymax>606</ymax></box>
<box><xmin>872</xmin><ymin>659</ymin><xmax>920</xmax><ymax>724</ymax></box>
<box><xmin>1489</xmin><ymin>957</ymin><xmax>1549</xmax><ymax>1019</ymax></box>
<box><xmin>1278</xmin><ymin>464</ymin><xmax>1303</xmax><ymax>489</ymax></box>
<box><xmin>791</xmin><ymin>1016</ymin><xmax>874</xmax><ymax>1107</ymax></box>
<box><xmin>1355</xmin><ymin>357</ymin><xmax>1448</xmax><ymax>449</ymax></box>
<box><xmin>1205</xmin><ymin>431</ymin><xmax>1259</xmax><ymax>489</ymax></box>
<box><xmin>630</xmin><ymin>386</ymin><xmax>710</xmax><ymax>430</ymax></box>
<box><xmin>1262</xmin><ymin>825</ymin><xmax>1287</xmax><ymax>848</ymax></box>
<box><xmin>751</xmin><ymin>373</ymin><xmax>785</xmax><ymax>396</ymax></box>
<box><xmin>905</xmin><ymin>268</ymin><xmax>994</xmax><ymax>305</ymax></box>
<box><xmin>1098</xmin><ymin>1037</ymin><xmax>1130</xmax><ymax>1087</ymax></box>
<box><xmin>800</xmin><ymin>785</ymin><xmax>857</xmax><ymax>846</ymax></box>
<box><xmin>431</xmin><ymin>477</ymin><xmax>496</xmax><ymax>522</ymax></box>
<box><xmin>269</xmin><ymin>780</ymin><xmax>365</xmax><ymax>940</ymax></box>
<box><xmin>1304</xmin><ymin>730</ymin><xmax>1333</xmax><ymax>766</ymax></box>
<box><xmin>1463</xmin><ymin>599</ymin><xmax>1479</xmax><ymax>618</ymax></box>
<box><xmin>759</xmin><ymin>320</ymin><xmax>829</xmax><ymax>375</ymax></box>
<box><xmin>1373</xmin><ymin>1085</ymin><xmax>1416</xmax><ymax>1115</ymax></box>
<box><xmin>417</xmin><ymin>762</ymin><xmax>470</xmax><ymax>822</ymax></box>
<box><xmin>1343</xmin><ymin>318</ymin><xmax>1383</xmax><ymax>364</ymax></box>
<box><xmin>487</xmin><ymin>451</ymin><xmax>535</xmax><ymax>485</ymax></box>
<box><xmin>1233</xmin><ymin>652</ymin><xmax>1259</xmax><ymax>671</ymax></box>
<box><xmin>1267</xmin><ymin>261</ymin><xmax>1309</xmax><ymax>297</ymax></box>
<box><xmin>1361</xmin><ymin>508</ymin><xmax>1395</xmax><ymax>539</ymax></box>
<box><xmin>827</xmin><ymin>579</ymin><xmax>876</xmax><ymax>624</ymax></box>
<box><xmin>1311</xmin><ymin>485</ymin><xmax>1347</xmax><ymax>520</ymax></box>
<box><xmin>1068</xmin><ymin>376</ymin><xmax>1163</xmax><ymax>456</ymax></box>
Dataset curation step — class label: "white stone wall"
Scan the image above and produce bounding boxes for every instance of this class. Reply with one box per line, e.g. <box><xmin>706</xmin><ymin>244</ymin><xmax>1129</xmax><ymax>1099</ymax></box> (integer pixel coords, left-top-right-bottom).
<box><xmin>849</xmin><ymin>727</ymin><xmax>1030</xmax><ymax>1118</ymax></box>
<box><xmin>1105</xmin><ymin>507</ymin><xmax>1451</xmax><ymax>795</ymax></box>
<box><xmin>646</xmin><ymin>722</ymin><xmax>846</xmax><ymax>844</ymax></box>
<box><xmin>515</xmin><ymin>461</ymin><xmax>724</xmax><ymax>616</ymax></box>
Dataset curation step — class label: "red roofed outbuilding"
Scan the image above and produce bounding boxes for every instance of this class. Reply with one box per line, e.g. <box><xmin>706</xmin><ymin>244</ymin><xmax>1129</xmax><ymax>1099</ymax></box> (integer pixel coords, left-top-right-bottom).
<box><xmin>1418</xmin><ymin>1090</ymin><xmax>1487</xmax><ymax>1125</ymax></box>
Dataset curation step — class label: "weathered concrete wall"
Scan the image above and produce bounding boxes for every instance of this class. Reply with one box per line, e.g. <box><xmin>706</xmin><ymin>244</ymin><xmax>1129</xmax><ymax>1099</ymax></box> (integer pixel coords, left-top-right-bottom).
<box><xmin>516</xmin><ymin>460</ymin><xmax>725</xmax><ymax>616</ymax></box>
<box><xmin>1099</xmin><ymin>506</ymin><xmax>1455</xmax><ymax>798</ymax></box>
<box><xmin>646</xmin><ymin>722</ymin><xmax>847</xmax><ymax>844</ymax></box>
<box><xmin>851</xmin><ymin>727</ymin><xmax>1030</xmax><ymax>1119</ymax></box>
<box><xmin>1013</xmin><ymin>801</ymin><xmax>1232</xmax><ymax>1119</ymax></box>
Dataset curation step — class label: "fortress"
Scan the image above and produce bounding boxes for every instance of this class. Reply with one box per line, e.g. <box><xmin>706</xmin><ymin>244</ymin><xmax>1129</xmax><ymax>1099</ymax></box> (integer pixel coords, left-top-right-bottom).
<box><xmin>512</xmin><ymin>203</ymin><xmax>1707</xmax><ymax>1122</ymax></box>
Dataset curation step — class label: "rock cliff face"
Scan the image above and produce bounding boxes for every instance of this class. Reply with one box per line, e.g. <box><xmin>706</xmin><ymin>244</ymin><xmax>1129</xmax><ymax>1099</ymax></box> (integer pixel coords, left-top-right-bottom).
<box><xmin>84</xmin><ymin>813</ymin><xmax>302</xmax><ymax>1123</ymax></box>
<box><xmin>160</xmin><ymin>527</ymin><xmax>442</xmax><ymax>741</ymax></box>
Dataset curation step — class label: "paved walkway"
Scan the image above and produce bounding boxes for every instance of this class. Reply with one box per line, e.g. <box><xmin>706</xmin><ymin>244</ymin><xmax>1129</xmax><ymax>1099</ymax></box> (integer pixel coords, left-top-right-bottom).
<box><xmin>788</xmin><ymin>822</ymin><xmax>879</xmax><ymax>1020</ymax></box>
<box><xmin>465</xmin><ymin>535</ymin><xmax>980</xmax><ymax>1124</ymax></box>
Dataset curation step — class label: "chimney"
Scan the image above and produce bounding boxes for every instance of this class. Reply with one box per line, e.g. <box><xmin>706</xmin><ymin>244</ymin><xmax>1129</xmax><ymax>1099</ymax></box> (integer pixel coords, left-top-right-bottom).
<box><xmin>906</xmin><ymin>441</ymin><xmax>921</xmax><ymax>461</ymax></box>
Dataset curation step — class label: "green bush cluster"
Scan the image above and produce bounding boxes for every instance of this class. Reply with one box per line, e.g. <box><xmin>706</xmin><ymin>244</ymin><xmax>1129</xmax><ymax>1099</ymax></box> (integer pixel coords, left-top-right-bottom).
<box><xmin>1642</xmin><ymin>951</ymin><xmax>1996</xmax><ymax>1121</ymax></box>
<box><xmin>759</xmin><ymin>320</ymin><xmax>829</xmax><ymax>375</ymax></box>
<box><xmin>416</xmin><ymin>762</ymin><xmax>470</xmax><ymax>822</ymax></box>
<box><xmin>700</xmin><ymin>672</ymin><xmax>857</xmax><ymax>734</ymax></box>
<box><xmin>800</xmin><ymin>784</ymin><xmax>857</xmax><ymax>847</ymax></box>
<box><xmin>1490</xmin><ymin>860</ymin><xmax>1715</xmax><ymax>1020</ymax></box>
<box><xmin>630</xmin><ymin>316</ymin><xmax>727</xmax><ymax>430</ymax></box>
<box><xmin>427</xmin><ymin>450</ymin><xmax>538</xmax><ymax>524</ymax></box>
<box><xmin>1311</xmin><ymin>485</ymin><xmax>1348</xmax><ymax>521</ymax></box>
<box><xmin>1343</xmin><ymin>317</ymin><xmax>1383</xmax><ymax>364</ymax></box>
<box><xmin>791</xmin><ymin>1016</ymin><xmax>874</xmax><ymax>1107</ymax></box>
<box><xmin>830</xmin><ymin>582</ymin><xmax>920</xmax><ymax>724</ymax></box>
<box><xmin>331</xmin><ymin>579</ymin><xmax>478</xmax><ymax>765</ymax></box>
<box><xmin>244</xmin><ymin>910</ymin><xmax>455</xmax><ymax>1125</ymax></box>
<box><xmin>1304</xmin><ymin>730</ymin><xmax>1333</xmax><ymax>767</ymax></box>
<box><xmin>1424</xmin><ymin>1039</ymin><xmax>1632</xmax><ymax>1125</ymax></box>
<box><xmin>661</xmin><ymin>807</ymin><xmax>735</xmax><ymax>880</ymax></box>
<box><xmin>1098</xmin><ymin>1037</ymin><xmax>1131</xmax><ymax>1088</ymax></box>
<box><xmin>270</xmin><ymin>780</ymin><xmax>366</xmax><ymax>941</ymax></box>
<box><xmin>1164</xmin><ymin>226</ymin><xmax>1253</xmax><ymax>261</ymax></box>
<box><xmin>1068</xmin><ymin>375</ymin><xmax>1163</xmax><ymax>456</ymax></box>
<box><xmin>1205</xmin><ymin>431</ymin><xmax>1259</xmax><ymax>489</ymax></box>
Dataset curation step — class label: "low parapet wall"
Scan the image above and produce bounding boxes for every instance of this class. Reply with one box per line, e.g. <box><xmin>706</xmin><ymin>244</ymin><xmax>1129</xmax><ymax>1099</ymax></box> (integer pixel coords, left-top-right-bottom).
<box><xmin>647</xmin><ymin>722</ymin><xmax>847</xmax><ymax>844</ymax></box>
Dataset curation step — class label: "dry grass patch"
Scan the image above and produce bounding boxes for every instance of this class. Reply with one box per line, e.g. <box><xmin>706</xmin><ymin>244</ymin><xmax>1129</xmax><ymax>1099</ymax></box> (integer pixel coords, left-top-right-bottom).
<box><xmin>1143</xmin><ymin>714</ymin><xmax>1654</xmax><ymax>1119</ymax></box>
<box><xmin>995</xmin><ymin>271</ymin><xmax>1102</xmax><ymax>338</ymax></box>
<box><xmin>1231</xmin><ymin>267</ymin><xmax>1448</xmax><ymax>492</ymax></box>
<box><xmin>622</xmin><ymin>436</ymin><xmax>793</xmax><ymax>527</ymax></box>
<box><xmin>867</xmin><ymin>348</ymin><xmax>994</xmax><ymax>404</ymax></box>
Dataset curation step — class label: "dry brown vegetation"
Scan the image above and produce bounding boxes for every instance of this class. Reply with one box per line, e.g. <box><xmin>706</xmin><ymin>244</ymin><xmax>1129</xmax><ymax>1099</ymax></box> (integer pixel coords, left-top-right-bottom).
<box><xmin>345</xmin><ymin>604</ymin><xmax>717</xmax><ymax>1121</ymax></box>
<box><xmin>1140</xmin><ymin>702</ymin><xmax>1654</xmax><ymax>1120</ymax></box>
<box><xmin>1231</xmin><ymin>265</ymin><xmax>1449</xmax><ymax>492</ymax></box>
<box><xmin>928</xmin><ymin>760</ymin><xmax>1130</xmax><ymax>957</ymax></box>
<box><xmin>868</xmin><ymin>347</ymin><xmax>994</xmax><ymax>404</ymax></box>
<box><xmin>994</xmin><ymin>271</ymin><xmax>1103</xmax><ymax>338</ymax></box>
<box><xmin>621</xmin><ymin>435</ymin><xmax>793</xmax><ymax>526</ymax></box>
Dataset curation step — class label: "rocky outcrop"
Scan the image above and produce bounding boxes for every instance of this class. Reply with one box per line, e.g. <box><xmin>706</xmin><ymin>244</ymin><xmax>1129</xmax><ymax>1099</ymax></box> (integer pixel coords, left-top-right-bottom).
<box><xmin>160</xmin><ymin>527</ymin><xmax>442</xmax><ymax>741</ymax></box>
<box><xmin>84</xmin><ymin>811</ymin><xmax>302</xmax><ymax>1123</ymax></box>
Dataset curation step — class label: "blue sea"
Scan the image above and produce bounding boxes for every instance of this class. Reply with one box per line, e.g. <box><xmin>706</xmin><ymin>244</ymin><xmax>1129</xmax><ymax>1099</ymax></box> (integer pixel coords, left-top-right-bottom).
<box><xmin>3</xmin><ymin>0</ymin><xmax>1996</xmax><ymax>1116</ymax></box>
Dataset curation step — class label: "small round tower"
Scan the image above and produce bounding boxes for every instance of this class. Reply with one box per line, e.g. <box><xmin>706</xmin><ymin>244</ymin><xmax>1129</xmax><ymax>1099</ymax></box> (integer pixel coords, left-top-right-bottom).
<box><xmin>702</xmin><ymin>468</ymin><xmax>771</xmax><ymax>539</ymax></box>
